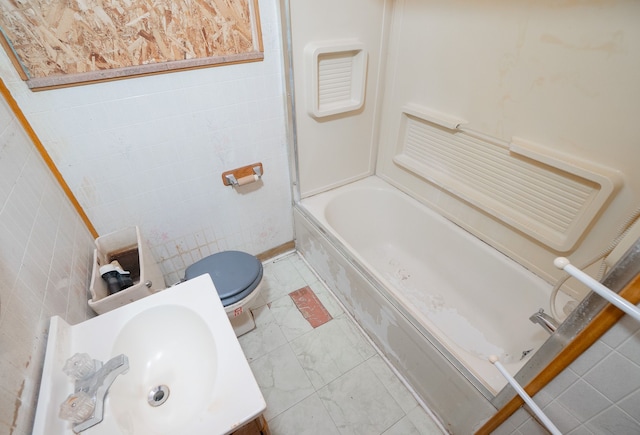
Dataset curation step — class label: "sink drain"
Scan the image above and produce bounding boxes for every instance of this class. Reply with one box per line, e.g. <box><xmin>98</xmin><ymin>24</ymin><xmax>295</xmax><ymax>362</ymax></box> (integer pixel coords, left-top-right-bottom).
<box><xmin>147</xmin><ymin>385</ymin><xmax>170</xmax><ymax>407</ymax></box>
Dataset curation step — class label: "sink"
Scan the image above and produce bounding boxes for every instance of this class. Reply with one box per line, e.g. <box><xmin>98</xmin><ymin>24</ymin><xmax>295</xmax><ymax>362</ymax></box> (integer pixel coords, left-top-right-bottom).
<box><xmin>33</xmin><ymin>275</ymin><xmax>265</xmax><ymax>435</ymax></box>
<box><xmin>109</xmin><ymin>305</ymin><xmax>218</xmax><ymax>433</ymax></box>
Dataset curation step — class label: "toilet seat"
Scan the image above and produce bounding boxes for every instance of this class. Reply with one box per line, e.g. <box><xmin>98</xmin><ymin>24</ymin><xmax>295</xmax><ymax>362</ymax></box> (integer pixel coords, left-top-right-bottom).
<box><xmin>184</xmin><ymin>251</ymin><xmax>263</xmax><ymax>306</ymax></box>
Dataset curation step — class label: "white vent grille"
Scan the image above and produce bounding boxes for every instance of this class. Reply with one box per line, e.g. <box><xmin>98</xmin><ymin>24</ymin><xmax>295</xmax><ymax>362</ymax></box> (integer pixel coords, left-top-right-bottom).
<box><xmin>394</xmin><ymin>107</ymin><xmax>620</xmax><ymax>251</ymax></box>
<box><xmin>304</xmin><ymin>42</ymin><xmax>366</xmax><ymax>118</ymax></box>
<box><xmin>318</xmin><ymin>52</ymin><xmax>355</xmax><ymax>113</ymax></box>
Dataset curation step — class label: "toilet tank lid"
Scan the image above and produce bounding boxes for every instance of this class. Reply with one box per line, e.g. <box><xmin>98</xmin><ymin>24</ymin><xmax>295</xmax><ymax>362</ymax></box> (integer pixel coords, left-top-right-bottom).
<box><xmin>184</xmin><ymin>251</ymin><xmax>262</xmax><ymax>300</ymax></box>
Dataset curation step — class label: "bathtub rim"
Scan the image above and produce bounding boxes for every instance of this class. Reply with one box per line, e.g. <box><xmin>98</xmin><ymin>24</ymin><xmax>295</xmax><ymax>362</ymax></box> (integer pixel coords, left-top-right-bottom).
<box><xmin>294</xmin><ymin>207</ymin><xmax>499</xmax><ymax>433</ymax></box>
<box><xmin>294</xmin><ymin>192</ymin><xmax>498</xmax><ymax>401</ymax></box>
<box><xmin>294</xmin><ymin>175</ymin><xmax>640</xmax><ymax>412</ymax></box>
<box><xmin>299</xmin><ymin>175</ymin><xmax>566</xmax><ymax>394</ymax></box>
<box><xmin>309</xmin><ymin>176</ymin><xmax>554</xmax><ymax>356</ymax></box>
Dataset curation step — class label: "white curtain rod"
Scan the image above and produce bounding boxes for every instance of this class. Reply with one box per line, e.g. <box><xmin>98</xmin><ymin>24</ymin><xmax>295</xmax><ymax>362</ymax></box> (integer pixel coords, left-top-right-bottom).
<box><xmin>554</xmin><ymin>257</ymin><xmax>640</xmax><ymax>323</ymax></box>
<box><xmin>489</xmin><ymin>356</ymin><xmax>562</xmax><ymax>435</ymax></box>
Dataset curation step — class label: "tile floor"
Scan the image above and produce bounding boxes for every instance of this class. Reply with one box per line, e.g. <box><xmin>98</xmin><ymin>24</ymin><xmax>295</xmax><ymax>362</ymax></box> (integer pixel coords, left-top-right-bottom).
<box><xmin>238</xmin><ymin>252</ymin><xmax>445</xmax><ymax>435</ymax></box>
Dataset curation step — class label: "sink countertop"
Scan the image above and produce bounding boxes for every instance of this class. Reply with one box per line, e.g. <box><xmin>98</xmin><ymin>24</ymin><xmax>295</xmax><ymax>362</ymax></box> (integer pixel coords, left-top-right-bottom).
<box><xmin>33</xmin><ymin>274</ymin><xmax>266</xmax><ymax>435</ymax></box>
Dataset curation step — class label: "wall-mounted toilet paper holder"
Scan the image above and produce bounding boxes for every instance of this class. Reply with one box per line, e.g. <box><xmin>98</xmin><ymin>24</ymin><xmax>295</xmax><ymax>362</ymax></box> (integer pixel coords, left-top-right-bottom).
<box><xmin>222</xmin><ymin>163</ymin><xmax>263</xmax><ymax>187</ymax></box>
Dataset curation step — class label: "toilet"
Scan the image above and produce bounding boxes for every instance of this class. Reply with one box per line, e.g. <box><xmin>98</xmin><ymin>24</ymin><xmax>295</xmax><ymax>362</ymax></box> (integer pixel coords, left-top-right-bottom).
<box><xmin>185</xmin><ymin>250</ymin><xmax>264</xmax><ymax>337</ymax></box>
<box><xmin>88</xmin><ymin>227</ymin><xmax>264</xmax><ymax>337</ymax></box>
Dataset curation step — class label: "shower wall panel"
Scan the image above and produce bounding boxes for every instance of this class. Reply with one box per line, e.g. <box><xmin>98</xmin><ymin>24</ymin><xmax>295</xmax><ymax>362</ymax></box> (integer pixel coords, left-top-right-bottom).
<box><xmin>375</xmin><ymin>0</ymin><xmax>640</xmax><ymax>295</ymax></box>
<box><xmin>289</xmin><ymin>0</ymin><xmax>389</xmax><ymax>197</ymax></box>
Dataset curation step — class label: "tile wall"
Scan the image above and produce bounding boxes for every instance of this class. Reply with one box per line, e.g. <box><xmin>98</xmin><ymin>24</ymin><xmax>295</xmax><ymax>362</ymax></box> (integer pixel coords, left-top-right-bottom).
<box><xmin>0</xmin><ymin>91</ymin><xmax>96</xmax><ymax>434</ymax></box>
<box><xmin>497</xmin><ymin>312</ymin><xmax>640</xmax><ymax>434</ymax></box>
<box><xmin>0</xmin><ymin>0</ymin><xmax>292</xmax><ymax>286</ymax></box>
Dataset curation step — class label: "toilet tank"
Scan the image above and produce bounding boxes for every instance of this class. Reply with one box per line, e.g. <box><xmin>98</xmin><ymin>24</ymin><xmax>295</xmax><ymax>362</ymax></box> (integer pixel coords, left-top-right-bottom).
<box><xmin>89</xmin><ymin>226</ymin><xmax>166</xmax><ymax>314</ymax></box>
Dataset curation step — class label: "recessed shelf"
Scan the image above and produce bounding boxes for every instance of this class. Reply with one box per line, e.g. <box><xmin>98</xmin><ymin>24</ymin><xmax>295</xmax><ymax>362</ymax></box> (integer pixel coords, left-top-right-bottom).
<box><xmin>304</xmin><ymin>41</ymin><xmax>367</xmax><ymax>118</ymax></box>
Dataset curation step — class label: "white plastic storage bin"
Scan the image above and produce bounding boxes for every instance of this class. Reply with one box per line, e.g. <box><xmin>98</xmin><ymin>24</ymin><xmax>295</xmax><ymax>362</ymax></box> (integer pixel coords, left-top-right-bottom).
<box><xmin>88</xmin><ymin>226</ymin><xmax>166</xmax><ymax>314</ymax></box>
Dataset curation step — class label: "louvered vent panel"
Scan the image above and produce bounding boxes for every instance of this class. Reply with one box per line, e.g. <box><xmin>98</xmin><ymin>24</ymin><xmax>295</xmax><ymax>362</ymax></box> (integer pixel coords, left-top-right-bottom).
<box><xmin>305</xmin><ymin>42</ymin><xmax>366</xmax><ymax>118</ymax></box>
<box><xmin>318</xmin><ymin>53</ymin><xmax>354</xmax><ymax>111</ymax></box>
<box><xmin>393</xmin><ymin>108</ymin><xmax>619</xmax><ymax>251</ymax></box>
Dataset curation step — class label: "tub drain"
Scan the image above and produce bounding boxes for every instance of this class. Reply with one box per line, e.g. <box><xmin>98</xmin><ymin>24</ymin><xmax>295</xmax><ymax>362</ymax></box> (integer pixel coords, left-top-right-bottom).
<box><xmin>147</xmin><ymin>385</ymin><xmax>170</xmax><ymax>407</ymax></box>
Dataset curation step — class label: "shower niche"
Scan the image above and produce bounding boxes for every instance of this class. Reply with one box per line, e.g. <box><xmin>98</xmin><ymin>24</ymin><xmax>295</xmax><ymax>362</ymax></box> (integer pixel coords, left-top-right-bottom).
<box><xmin>304</xmin><ymin>41</ymin><xmax>367</xmax><ymax>118</ymax></box>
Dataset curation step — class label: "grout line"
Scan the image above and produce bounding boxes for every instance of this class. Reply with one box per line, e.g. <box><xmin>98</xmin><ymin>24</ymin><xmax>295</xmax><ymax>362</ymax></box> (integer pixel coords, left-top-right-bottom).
<box><xmin>295</xmin><ymin>251</ymin><xmax>449</xmax><ymax>435</ymax></box>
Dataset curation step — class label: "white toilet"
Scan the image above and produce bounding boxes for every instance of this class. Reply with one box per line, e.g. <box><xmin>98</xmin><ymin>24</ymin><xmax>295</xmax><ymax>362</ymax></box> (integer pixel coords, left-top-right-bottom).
<box><xmin>184</xmin><ymin>250</ymin><xmax>264</xmax><ymax>337</ymax></box>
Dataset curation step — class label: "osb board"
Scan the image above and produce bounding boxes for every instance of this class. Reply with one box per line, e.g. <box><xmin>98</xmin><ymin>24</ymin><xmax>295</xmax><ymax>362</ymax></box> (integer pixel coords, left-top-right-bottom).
<box><xmin>0</xmin><ymin>0</ymin><xmax>263</xmax><ymax>90</ymax></box>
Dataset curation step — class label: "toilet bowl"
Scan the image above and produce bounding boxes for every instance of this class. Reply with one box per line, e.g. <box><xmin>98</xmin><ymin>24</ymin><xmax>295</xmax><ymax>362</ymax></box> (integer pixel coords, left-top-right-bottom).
<box><xmin>185</xmin><ymin>251</ymin><xmax>264</xmax><ymax>337</ymax></box>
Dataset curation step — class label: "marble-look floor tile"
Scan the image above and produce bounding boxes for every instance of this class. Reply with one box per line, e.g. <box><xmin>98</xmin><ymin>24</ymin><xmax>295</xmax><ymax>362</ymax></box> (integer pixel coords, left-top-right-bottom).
<box><xmin>269</xmin><ymin>294</ymin><xmax>314</xmax><ymax>342</ymax></box>
<box><xmin>268</xmin><ymin>393</ymin><xmax>341</xmax><ymax>435</ymax></box>
<box><xmin>382</xmin><ymin>406</ymin><xmax>445</xmax><ymax>435</ymax></box>
<box><xmin>239</xmin><ymin>305</ymin><xmax>287</xmax><ymax>361</ymax></box>
<box><xmin>309</xmin><ymin>280</ymin><xmax>344</xmax><ymax>318</ymax></box>
<box><xmin>291</xmin><ymin>315</ymin><xmax>375</xmax><ymax>389</ymax></box>
<box><xmin>262</xmin><ymin>257</ymin><xmax>307</xmax><ymax>304</ymax></box>
<box><xmin>366</xmin><ymin>354</ymin><xmax>417</xmax><ymax>413</ymax></box>
<box><xmin>332</xmin><ymin>314</ymin><xmax>377</xmax><ymax>360</ymax></box>
<box><xmin>289</xmin><ymin>253</ymin><xmax>321</xmax><ymax>284</ymax></box>
<box><xmin>242</xmin><ymin>252</ymin><xmax>444</xmax><ymax>435</ymax></box>
<box><xmin>249</xmin><ymin>343</ymin><xmax>315</xmax><ymax>421</ymax></box>
<box><xmin>318</xmin><ymin>363</ymin><xmax>405</xmax><ymax>435</ymax></box>
<box><xmin>382</xmin><ymin>417</ymin><xmax>424</xmax><ymax>435</ymax></box>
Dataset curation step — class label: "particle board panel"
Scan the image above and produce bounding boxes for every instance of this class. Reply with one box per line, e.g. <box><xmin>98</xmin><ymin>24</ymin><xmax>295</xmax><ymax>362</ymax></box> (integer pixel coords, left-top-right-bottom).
<box><xmin>0</xmin><ymin>0</ymin><xmax>263</xmax><ymax>90</ymax></box>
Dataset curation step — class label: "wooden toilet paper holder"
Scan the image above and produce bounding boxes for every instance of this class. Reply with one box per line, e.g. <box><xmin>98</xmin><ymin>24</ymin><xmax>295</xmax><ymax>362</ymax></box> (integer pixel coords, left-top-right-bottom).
<box><xmin>222</xmin><ymin>163</ymin><xmax>263</xmax><ymax>187</ymax></box>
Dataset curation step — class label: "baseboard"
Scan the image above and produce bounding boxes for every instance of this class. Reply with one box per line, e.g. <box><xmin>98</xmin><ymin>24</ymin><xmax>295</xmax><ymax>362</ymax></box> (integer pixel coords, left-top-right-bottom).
<box><xmin>256</xmin><ymin>240</ymin><xmax>295</xmax><ymax>262</ymax></box>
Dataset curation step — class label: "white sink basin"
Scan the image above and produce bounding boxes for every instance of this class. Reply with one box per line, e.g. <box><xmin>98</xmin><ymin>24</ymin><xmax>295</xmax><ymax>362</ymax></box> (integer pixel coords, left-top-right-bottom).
<box><xmin>33</xmin><ymin>275</ymin><xmax>265</xmax><ymax>435</ymax></box>
<box><xmin>109</xmin><ymin>305</ymin><xmax>218</xmax><ymax>433</ymax></box>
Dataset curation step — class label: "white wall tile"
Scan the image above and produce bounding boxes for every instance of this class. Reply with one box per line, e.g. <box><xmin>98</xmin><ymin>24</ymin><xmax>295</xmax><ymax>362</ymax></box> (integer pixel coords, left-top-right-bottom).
<box><xmin>583</xmin><ymin>352</ymin><xmax>640</xmax><ymax>402</ymax></box>
<box><xmin>0</xmin><ymin>90</ymin><xmax>96</xmax><ymax>434</ymax></box>
<box><xmin>508</xmin><ymin>407</ymin><xmax>534</xmax><ymax>429</ymax></box>
<box><xmin>586</xmin><ymin>405</ymin><xmax>640</xmax><ymax>434</ymax></box>
<box><xmin>567</xmin><ymin>426</ymin><xmax>595</xmax><ymax>435</ymax></box>
<box><xmin>0</xmin><ymin>0</ymin><xmax>292</xmax><ymax>285</ymax></box>
<box><xmin>516</xmin><ymin>416</ymin><xmax>551</xmax><ymax>435</ymax></box>
<box><xmin>601</xmin><ymin>314</ymin><xmax>640</xmax><ymax>348</ymax></box>
<box><xmin>542</xmin><ymin>401</ymin><xmax>581</xmax><ymax>433</ymax></box>
<box><xmin>619</xmin><ymin>388</ymin><xmax>640</xmax><ymax>420</ymax></box>
<box><xmin>498</xmin><ymin>312</ymin><xmax>640</xmax><ymax>434</ymax></box>
<box><xmin>556</xmin><ymin>380</ymin><xmax>611</xmax><ymax>421</ymax></box>
<box><xmin>543</xmin><ymin>365</ymin><xmax>579</xmax><ymax>397</ymax></box>
<box><xmin>617</xmin><ymin>329</ymin><xmax>640</xmax><ymax>363</ymax></box>
<box><xmin>569</xmin><ymin>340</ymin><xmax>613</xmax><ymax>376</ymax></box>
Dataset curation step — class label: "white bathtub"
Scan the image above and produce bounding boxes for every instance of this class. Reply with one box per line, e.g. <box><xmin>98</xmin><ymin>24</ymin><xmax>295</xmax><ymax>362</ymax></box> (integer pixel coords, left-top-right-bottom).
<box><xmin>298</xmin><ymin>176</ymin><xmax>552</xmax><ymax>395</ymax></box>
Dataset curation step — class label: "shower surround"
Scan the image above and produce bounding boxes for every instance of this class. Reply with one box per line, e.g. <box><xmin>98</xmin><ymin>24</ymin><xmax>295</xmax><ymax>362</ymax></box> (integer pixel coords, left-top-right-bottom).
<box><xmin>285</xmin><ymin>0</ymin><xmax>640</xmax><ymax>432</ymax></box>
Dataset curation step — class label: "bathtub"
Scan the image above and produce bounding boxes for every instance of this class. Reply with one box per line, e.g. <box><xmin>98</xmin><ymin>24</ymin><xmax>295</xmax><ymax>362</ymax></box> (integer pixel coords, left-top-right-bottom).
<box><xmin>294</xmin><ymin>176</ymin><xmax>554</xmax><ymax>431</ymax></box>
